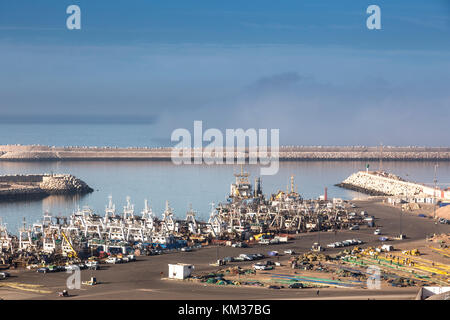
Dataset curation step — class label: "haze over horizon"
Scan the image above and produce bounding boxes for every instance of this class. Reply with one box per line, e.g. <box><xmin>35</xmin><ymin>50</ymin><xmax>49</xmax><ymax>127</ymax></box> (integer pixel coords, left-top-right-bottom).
<box><xmin>1</xmin><ymin>1</ymin><xmax>450</xmax><ymax>146</ymax></box>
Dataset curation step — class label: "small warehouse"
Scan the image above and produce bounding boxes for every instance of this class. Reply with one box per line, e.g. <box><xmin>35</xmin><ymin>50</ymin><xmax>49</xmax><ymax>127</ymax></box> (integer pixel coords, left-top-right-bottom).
<box><xmin>168</xmin><ymin>263</ymin><xmax>194</xmax><ymax>280</ymax></box>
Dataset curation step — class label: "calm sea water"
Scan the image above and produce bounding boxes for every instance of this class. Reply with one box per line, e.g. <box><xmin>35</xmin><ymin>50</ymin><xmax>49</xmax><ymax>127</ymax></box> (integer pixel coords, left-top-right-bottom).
<box><xmin>0</xmin><ymin>160</ymin><xmax>449</xmax><ymax>234</ymax></box>
<box><xmin>0</xmin><ymin>124</ymin><xmax>449</xmax><ymax>232</ymax></box>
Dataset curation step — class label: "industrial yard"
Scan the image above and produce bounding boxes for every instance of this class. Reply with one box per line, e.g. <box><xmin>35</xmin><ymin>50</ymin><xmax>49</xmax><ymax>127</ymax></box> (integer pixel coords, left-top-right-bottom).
<box><xmin>1</xmin><ymin>193</ymin><xmax>448</xmax><ymax>300</ymax></box>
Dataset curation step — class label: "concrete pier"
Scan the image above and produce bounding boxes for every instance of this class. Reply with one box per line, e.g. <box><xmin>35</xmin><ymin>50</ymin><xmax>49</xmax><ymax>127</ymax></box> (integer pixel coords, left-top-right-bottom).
<box><xmin>1</xmin><ymin>145</ymin><xmax>450</xmax><ymax>161</ymax></box>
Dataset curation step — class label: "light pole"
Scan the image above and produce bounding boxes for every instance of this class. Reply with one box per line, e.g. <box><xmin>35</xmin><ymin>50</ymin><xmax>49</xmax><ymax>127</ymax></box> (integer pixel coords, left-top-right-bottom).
<box><xmin>433</xmin><ymin>164</ymin><xmax>439</xmax><ymax>234</ymax></box>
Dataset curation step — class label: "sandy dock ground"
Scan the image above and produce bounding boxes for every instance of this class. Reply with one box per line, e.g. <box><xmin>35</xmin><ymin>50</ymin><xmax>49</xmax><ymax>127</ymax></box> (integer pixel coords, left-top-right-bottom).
<box><xmin>1</xmin><ymin>199</ymin><xmax>448</xmax><ymax>300</ymax></box>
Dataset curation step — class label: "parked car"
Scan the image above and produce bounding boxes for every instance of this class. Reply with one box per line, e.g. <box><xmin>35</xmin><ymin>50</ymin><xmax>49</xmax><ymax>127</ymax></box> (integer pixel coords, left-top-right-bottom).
<box><xmin>254</xmin><ymin>253</ymin><xmax>265</xmax><ymax>259</ymax></box>
<box><xmin>37</xmin><ymin>267</ymin><xmax>49</xmax><ymax>273</ymax></box>
<box><xmin>223</xmin><ymin>256</ymin><xmax>234</xmax><ymax>263</ymax></box>
<box><xmin>232</xmin><ymin>242</ymin><xmax>247</xmax><ymax>248</ymax></box>
<box><xmin>438</xmin><ymin>218</ymin><xmax>449</xmax><ymax>224</ymax></box>
<box><xmin>239</xmin><ymin>254</ymin><xmax>253</xmax><ymax>261</ymax></box>
<box><xmin>327</xmin><ymin>243</ymin><xmax>336</xmax><ymax>248</ymax></box>
<box><xmin>47</xmin><ymin>265</ymin><xmax>60</xmax><ymax>272</ymax></box>
<box><xmin>65</xmin><ymin>264</ymin><xmax>79</xmax><ymax>271</ymax></box>
<box><xmin>284</xmin><ymin>249</ymin><xmax>295</xmax><ymax>255</ymax></box>
<box><xmin>269</xmin><ymin>238</ymin><xmax>280</xmax><ymax>245</ymax></box>
<box><xmin>105</xmin><ymin>257</ymin><xmax>118</xmax><ymax>264</ymax></box>
<box><xmin>349</xmin><ymin>225</ymin><xmax>360</xmax><ymax>230</ymax></box>
<box><xmin>288</xmin><ymin>282</ymin><xmax>304</xmax><ymax>289</ymax></box>
<box><xmin>85</xmin><ymin>261</ymin><xmax>99</xmax><ymax>270</ymax></box>
<box><xmin>374</xmin><ymin>229</ymin><xmax>381</xmax><ymax>235</ymax></box>
<box><xmin>77</xmin><ymin>263</ymin><xmax>87</xmax><ymax>270</ymax></box>
<box><xmin>268</xmin><ymin>285</ymin><xmax>283</xmax><ymax>289</ymax></box>
<box><xmin>181</xmin><ymin>247</ymin><xmax>192</xmax><ymax>252</ymax></box>
<box><xmin>253</xmin><ymin>263</ymin><xmax>270</xmax><ymax>270</ymax></box>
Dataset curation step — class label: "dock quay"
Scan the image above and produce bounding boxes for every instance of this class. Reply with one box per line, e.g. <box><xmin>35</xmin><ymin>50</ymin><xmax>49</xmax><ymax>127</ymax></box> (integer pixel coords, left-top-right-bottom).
<box><xmin>1</xmin><ymin>145</ymin><xmax>450</xmax><ymax>161</ymax></box>
<box><xmin>0</xmin><ymin>174</ymin><xmax>93</xmax><ymax>201</ymax></box>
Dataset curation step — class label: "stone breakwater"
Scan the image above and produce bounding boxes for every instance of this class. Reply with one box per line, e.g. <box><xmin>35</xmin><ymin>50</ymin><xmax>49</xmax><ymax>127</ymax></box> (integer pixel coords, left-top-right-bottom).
<box><xmin>0</xmin><ymin>174</ymin><xmax>93</xmax><ymax>201</ymax></box>
<box><xmin>1</xmin><ymin>145</ymin><xmax>450</xmax><ymax>161</ymax></box>
<box><xmin>337</xmin><ymin>171</ymin><xmax>426</xmax><ymax>197</ymax></box>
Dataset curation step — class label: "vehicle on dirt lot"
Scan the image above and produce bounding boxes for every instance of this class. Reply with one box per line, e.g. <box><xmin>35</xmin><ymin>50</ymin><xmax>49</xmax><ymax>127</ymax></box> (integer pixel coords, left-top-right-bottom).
<box><xmin>65</xmin><ymin>264</ymin><xmax>79</xmax><ymax>271</ymax></box>
<box><xmin>105</xmin><ymin>257</ymin><xmax>119</xmax><ymax>264</ymax></box>
<box><xmin>37</xmin><ymin>267</ymin><xmax>49</xmax><ymax>273</ymax></box>
<box><xmin>253</xmin><ymin>263</ymin><xmax>271</xmax><ymax>270</ymax></box>
<box><xmin>85</xmin><ymin>261</ymin><xmax>99</xmax><ymax>270</ymax></box>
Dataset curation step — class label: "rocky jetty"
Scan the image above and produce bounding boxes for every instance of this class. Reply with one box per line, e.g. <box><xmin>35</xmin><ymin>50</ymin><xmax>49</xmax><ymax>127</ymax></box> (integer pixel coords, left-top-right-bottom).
<box><xmin>0</xmin><ymin>174</ymin><xmax>93</xmax><ymax>201</ymax></box>
<box><xmin>337</xmin><ymin>171</ymin><xmax>424</xmax><ymax>197</ymax></box>
<box><xmin>39</xmin><ymin>174</ymin><xmax>93</xmax><ymax>194</ymax></box>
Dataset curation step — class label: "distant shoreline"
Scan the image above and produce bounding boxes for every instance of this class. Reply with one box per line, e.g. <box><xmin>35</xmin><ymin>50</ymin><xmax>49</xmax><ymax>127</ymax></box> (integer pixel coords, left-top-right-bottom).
<box><xmin>1</xmin><ymin>145</ymin><xmax>450</xmax><ymax>162</ymax></box>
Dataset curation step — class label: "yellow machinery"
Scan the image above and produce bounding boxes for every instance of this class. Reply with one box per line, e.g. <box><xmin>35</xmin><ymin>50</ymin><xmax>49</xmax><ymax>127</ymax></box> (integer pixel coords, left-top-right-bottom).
<box><xmin>402</xmin><ymin>249</ymin><xmax>420</xmax><ymax>256</ymax></box>
<box><xmin>275</xmin><ymin>191</ymin><xmax>285</xmax><ymax>200</ymax></box>
<box><xmin>190</xmin><ymin>235</ymin><xmax>206</xmax><ymax>242</ymax></box>
<box><xmin>61</xmin><ymin>231</ymin><xmax>79</xmax><ymax>261</ymax></box>
<box><xmin>82</xmin><ymin>277</ymin><xmax>97</xmax><ymax>286</ymax></box>
<box><xmin>254</xmin><ymin>233</ymin><xmax>272</xmax><ymax>241</ymax></box>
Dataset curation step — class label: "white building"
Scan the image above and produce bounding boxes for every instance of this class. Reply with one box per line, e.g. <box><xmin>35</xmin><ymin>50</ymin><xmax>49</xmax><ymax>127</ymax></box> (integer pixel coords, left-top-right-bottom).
<box><xmin>168</xmin><ymin>263</ymin><xmax>194</xmax><ymax>280</ymax></box>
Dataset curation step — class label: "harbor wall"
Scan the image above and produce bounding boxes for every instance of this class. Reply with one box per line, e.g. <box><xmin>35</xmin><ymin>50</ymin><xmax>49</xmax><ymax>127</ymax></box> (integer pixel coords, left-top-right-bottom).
<box><xmin>1</xmin><ymin>145</ymin><xmax>450</xmax><ymax>161</ymax></box>
<box><xmin>338</xmin><ymin>171</ymin><xmax>450</xmax><ymax>200</ymax></box>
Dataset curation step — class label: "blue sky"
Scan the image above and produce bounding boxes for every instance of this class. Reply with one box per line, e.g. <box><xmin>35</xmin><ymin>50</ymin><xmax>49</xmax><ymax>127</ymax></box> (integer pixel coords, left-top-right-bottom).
<box><xmin>0</xmin><ymin>0</ymin><xmax>450</xmax><ymax>146</ymax></box>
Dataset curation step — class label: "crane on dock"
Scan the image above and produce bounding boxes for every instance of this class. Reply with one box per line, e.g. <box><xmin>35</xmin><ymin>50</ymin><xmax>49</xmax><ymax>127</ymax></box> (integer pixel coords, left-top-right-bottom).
<box><xmin>61</xmin><ymin>231</ymin><xmax>79</xmax><ymax>261</ymax></box>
